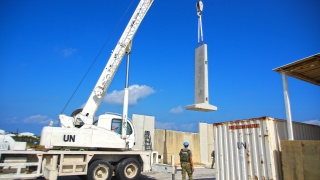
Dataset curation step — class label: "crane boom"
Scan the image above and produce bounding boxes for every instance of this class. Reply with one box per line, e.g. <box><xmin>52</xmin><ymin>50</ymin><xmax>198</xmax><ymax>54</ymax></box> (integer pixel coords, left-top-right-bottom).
<box><xmin>60</xmin><ymin>0</ymin><xmax>154</xmax><ymax>127</ymax></box>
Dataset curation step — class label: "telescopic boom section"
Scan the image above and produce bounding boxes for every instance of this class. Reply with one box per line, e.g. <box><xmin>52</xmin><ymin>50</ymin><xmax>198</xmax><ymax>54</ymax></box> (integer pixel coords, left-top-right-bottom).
<box><xmin>69</xmin><ymin>0</ymin><xmax>154</xmax><ymax>126</ymax></box>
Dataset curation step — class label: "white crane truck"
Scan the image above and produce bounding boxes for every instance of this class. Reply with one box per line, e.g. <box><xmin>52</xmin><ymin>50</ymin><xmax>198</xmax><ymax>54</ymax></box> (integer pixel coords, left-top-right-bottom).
<box><xmin>0</xmin><ymin>0</ymin><xmax>173</xmax><ymax>179</ymax></box>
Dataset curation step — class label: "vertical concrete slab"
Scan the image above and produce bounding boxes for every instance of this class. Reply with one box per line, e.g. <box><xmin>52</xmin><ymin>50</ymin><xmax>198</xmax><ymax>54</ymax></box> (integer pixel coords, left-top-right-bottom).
<box><xmin>173</xmin><ymin>131</ymin><xmax>200</xmax><ymax>165</ymax></box>
<box><xmin>132</xmin><ymin>114</ymin><xmax>155</xmax><ymax>151</ymax></box>
<box><xmin>154</xmin><ymin>129</ymin><xmax>165</xmax><ymax>162</ymax></box>
<box><xmin>165</xmin><ymin>130</ymin><xmax>175</xmax><ymax>164</ymax></box>
<box><xmin>281</xmin><ymin>140</ymin><xmax>320</xmax><ymax>180</ymax></box>
<box><xmin>207</xmin><ymin>124</ymin><xmax>214</xmax><ymax>162</ymax></box>
<box><xmin>191</xmin><ymin>133</ymin><xmax>200</xmax><ymax>163</ymax></box>
<box><xmin>199</xmin><ymin>122</ymin><xmax>209</xmax><ymax>164</ymax></box>
<box><xmin>195</xmin><ymin>45</ymin><xmax>209</xmax><ymax>104</ymax></box>
<box><xmin>156</xmin><ymin>130</ymin><xmax>201</xmax><ymax>165</ymax></box>
<box><xmin>186</xmin><ymin>44</ymin><xmax>217</xmax><ymax>112</ymax></box>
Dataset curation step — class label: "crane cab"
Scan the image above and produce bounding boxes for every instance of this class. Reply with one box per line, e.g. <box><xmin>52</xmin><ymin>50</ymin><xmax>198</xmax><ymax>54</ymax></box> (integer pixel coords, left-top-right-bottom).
<box><xmin>96</xmin><ymin>113</ymin><xmax>135</xmax><ymax>149</ymax></box>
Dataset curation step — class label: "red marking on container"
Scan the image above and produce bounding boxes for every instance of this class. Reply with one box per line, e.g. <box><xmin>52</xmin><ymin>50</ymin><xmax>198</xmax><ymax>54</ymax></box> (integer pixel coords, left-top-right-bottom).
<box><xmin>229</xmin><ymin>124</ymin><xmax>260</xmax><ymax>130</ymax></box>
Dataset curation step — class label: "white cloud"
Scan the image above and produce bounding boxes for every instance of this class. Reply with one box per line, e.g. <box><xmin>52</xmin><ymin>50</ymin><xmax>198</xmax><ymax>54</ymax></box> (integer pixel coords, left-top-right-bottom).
<box><xmin>104</xmin><ymin>84</ymin><xmax>155</xmax><ymax>105</ymax></box>
<box><xmin>302</xmin><ymin>119</ymin><xmax>320</xmax><ymax>126</ymax></box>
<box><xmin>62</xmin><ymin>48</ymin><xmax>77</xmax><ymax>57</ymax></box>
<box><xmin>170</xmin><ymin>106</ymin><xmax>184</xmax><ymax>114</ymax></box>
<box><xmin>23</xmin><ymin>115</ymin><xmax>58</xmax><ymax>125</ymax></box>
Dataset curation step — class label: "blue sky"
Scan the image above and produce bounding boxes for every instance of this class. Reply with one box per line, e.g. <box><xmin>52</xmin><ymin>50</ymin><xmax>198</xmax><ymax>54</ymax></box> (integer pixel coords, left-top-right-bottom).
<box><xmin>1</xmin><ymin>0</ymin><xmax>319</xmax><ymax>135</ymax></box>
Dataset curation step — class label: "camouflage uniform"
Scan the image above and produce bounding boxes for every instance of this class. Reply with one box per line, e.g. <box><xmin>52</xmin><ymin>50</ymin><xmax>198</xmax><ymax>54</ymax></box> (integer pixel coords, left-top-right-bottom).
<box><xmin>211</xmin><ymin>150</ymin><xmax>215</xmax><ymax>169</ymax></box>
<box><xmin>181</xmin><ymin>162</ymin><xmax>193</xmax><ymax>180</ymax></box>
<box><xmin>179</xmin><ymin>148</ymin><xmax>193</xmax><ymax>180</ymax></box>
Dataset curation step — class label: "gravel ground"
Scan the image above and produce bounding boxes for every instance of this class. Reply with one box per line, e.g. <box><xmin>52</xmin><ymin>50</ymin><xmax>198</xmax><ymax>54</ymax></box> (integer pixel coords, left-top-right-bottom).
<box><xmin>140</xmin><ymin>167</ymin><xmax>216</xmax><ymax>180</ymax></box>
<box><xmin>57</xmin><ymin>167</ymin><xmax>216</xmax><ymax>180</ymax></box>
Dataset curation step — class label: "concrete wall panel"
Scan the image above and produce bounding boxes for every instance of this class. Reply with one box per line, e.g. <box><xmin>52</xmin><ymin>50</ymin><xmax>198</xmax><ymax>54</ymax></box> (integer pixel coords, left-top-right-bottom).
<box><xmin>153</xmin><ymin>129</ymin><xmax>165</xmax><ymax>162</ymax></box>
<box><xmin>132</xmin><ymin>114</ymin><xmax>154</xmax><ymax>151</ymax></box>
<box><xmin>199</xmin><ymin>123</ymin><xmax>208</xmax><ymax>163</ymax></box>
<box><xmin>207</xmin><ymin>123</ymin><xmax>214</xmax><ymax>163</ymax></box>
<box><xmin>154</xmin><ymin>129</ymin><xmax>201</xmax><ymax>165</ymax></box>
<box><xmin>281</xmin><ymin>140</ymin><xmax>320</xmax><ymax>180</ymax></box>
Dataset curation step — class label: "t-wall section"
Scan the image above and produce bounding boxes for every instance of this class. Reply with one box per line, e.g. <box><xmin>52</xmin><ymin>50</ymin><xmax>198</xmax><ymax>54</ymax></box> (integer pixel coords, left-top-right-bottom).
<box><xmin>281</xmin><ymin>140</ymin><xmax>320</xmax><ymax>180</ymax></box>
<box><xmin>153</xmin><ymin>122</ymin><xmax>213</xmax><ymax>165</ymax></box>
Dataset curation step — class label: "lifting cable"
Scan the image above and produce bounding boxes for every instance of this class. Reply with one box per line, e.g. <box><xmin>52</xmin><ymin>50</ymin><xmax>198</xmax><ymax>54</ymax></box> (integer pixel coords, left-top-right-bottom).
<box><xmin>61</xmin><ymin>0</ymin><xmax>136</xmax><ymax>114</ymax></box>
<box><xmin>196</xmin><ymin>0</ymin><xmax>204</xmax><ymax>46</ymax></box>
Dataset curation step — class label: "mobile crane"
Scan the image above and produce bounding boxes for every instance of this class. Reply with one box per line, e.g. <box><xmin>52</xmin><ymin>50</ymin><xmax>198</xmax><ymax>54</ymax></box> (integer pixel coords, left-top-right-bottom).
<box><xmin>0</xmin><ymin>1</ymin><xmax>165</xmax><ymax>180</ymax></box>
<box><xmin>1</xmin><ymin>0</ymin><xmax>217</xmax><ymax>179</ymax></box>
<box><xmin>40</xmin><ymin>0</ymin><xmax>153</xmax><ymax>150</ymax></box>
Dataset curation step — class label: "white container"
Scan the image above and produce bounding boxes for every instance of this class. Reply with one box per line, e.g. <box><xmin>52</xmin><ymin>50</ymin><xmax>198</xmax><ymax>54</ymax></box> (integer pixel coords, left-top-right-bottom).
<box><xmin>213</xmin><ymin>116</ymin><xmax>320</xmax><ymax>180</ymax></box>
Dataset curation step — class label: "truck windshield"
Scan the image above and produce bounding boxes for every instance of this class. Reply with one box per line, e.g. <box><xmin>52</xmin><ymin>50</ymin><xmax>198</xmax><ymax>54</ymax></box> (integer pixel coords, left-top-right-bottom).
<box><xmin>111</xmin><ymin>119</ymin><xmax>133</xmax><ymax>135</ymax></box>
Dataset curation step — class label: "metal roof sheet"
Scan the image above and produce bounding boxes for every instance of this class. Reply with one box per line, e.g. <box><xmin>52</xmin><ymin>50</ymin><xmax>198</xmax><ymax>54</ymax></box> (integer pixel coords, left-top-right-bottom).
<box><xmin>273</xmin><ymin>53</ymin><xmax>320</xmax><ymax>86</ymax></box>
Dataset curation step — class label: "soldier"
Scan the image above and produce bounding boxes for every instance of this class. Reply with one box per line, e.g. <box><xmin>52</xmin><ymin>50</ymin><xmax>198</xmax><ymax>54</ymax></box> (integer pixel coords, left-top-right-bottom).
<box><xmin>211</xmin><ymin>150</ymin><xmax>215</xmax><ymax>169</ymax></box>
<box><xmin>179</xmin><ymin>142</ymin><xmax>194</xmax><ymax>180</ymax></box>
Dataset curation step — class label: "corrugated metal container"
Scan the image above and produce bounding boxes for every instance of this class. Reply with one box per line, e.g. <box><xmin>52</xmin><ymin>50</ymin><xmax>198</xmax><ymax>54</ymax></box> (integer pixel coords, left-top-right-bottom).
<box><xmin>213</xmin><ymin>116</ymin><xmax>320</xmax><ymax>180</ymax></box>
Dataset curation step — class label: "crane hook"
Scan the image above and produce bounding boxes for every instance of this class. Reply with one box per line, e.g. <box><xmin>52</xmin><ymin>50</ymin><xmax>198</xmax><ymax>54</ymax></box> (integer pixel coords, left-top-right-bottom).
<box><xmin>196</xmin><ymin>0</ymin><xmax>203</xmax><ymax>17</ymax></box>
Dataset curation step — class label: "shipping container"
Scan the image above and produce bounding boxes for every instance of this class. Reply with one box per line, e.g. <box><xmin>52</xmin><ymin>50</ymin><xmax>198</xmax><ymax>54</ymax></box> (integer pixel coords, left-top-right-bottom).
<box><xmin>213</xmin><ymin>116</ymin><xmax>320</xmax><ymax>180</ymax></box>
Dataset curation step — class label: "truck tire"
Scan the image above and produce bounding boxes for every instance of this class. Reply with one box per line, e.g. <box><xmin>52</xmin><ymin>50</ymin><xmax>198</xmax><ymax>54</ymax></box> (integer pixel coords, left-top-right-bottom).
<box><xmin>116</xmin><ymin>158</ymin><xmax>141</xmax><ymax>180</ymax></box>
<box><xmin>87</xmin><ymin>160</ymin><xmax>112</xmax><ymax>180</ymax></box>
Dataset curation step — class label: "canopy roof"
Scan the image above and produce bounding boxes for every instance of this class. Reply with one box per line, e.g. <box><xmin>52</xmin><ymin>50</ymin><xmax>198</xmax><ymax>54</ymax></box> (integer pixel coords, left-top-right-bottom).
<box><xmin>273</xmin><ymin>53</ymin><xmax>320</xmax><ymax>86</ymax></box>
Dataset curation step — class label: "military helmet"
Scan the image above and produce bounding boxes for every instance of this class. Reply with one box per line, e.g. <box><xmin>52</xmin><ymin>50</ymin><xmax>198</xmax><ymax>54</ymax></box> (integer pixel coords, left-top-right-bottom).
<box><xmin>183</xmin><ymin>142</ymin><xmax>189</xmax><ymax>146</ymax></box>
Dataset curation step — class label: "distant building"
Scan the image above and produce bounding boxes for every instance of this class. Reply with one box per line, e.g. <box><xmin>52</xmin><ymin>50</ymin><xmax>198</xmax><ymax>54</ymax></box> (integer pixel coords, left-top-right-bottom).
<box><xmin>0</xmin><ymin>129</ymin><xmax>5</xmax><ymax>135</ymax></box>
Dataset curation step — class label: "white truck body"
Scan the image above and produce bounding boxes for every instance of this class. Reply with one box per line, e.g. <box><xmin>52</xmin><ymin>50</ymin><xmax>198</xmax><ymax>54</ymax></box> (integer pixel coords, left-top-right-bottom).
<box><xmin>0</xmin><ymin>149</ymin><xmax>158</xmax><ymax>180</ymax></box>
<box><xmin>40</xmin><ymin>113</ymin><xmax>136</xmax><ymax>149</ymax></box>
<box><xmin>0</xmin><ymin>114</ymin><xmax>175</xmax><ymax>180</ymax></box>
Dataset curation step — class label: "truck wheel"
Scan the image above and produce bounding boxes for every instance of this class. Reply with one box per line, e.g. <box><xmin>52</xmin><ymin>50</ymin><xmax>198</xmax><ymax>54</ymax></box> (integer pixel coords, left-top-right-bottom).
<box><xmin>87</xmin><ymin>160</ymin><xmax>112</xmax><ymax>180</ymax></box>
<box><xmin>116</xmin><ymin>158</ymin><xmax>141</xmax><ymax>180</ymax></box>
